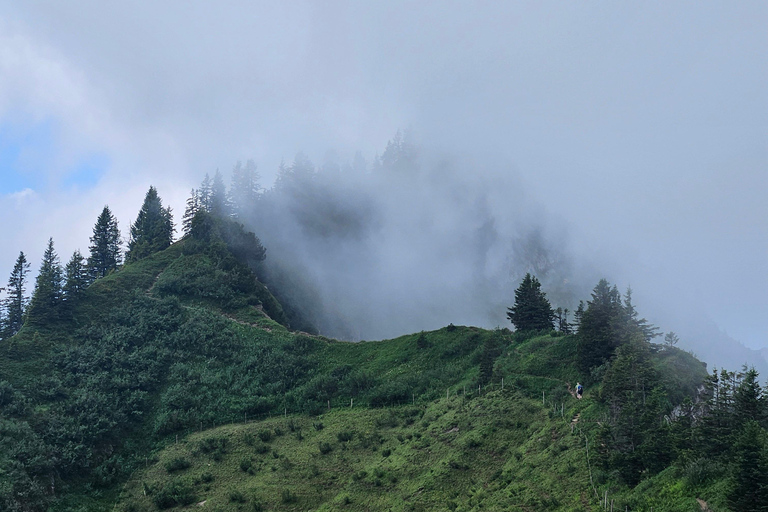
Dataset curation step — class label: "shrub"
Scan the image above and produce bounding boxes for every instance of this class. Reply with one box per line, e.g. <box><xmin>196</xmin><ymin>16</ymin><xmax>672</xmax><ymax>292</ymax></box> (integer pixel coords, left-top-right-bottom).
<box><xmin>229</xmin><ymin>490</ymin><xmax>247</xmax><ymax>503</ymax></box>
<box><xmin>313</xmin><ymin>421</ymin><xmax>324</xmax><ymax>431</ymax></box>
<box><xmin>382</xmin><ymin>448</ymin><xmax>392</xmax><ymax>457</ymax></box>
<box><xmin>240</xmin><ymin>458</ymin><xmax>253</xmax><ymax>472</ymax></box>
<box><xmin>318</xmin><ymin>442</ymin><xmax>333</xmax><ymax>455</ymax></box>
<box><xmin>337</xmin><ymin>430</ymin><xmax>354</xmax><ymax>443</ymax></box>
<box><xmin>152</xmin><ymin>480</ymin><xmax>196</xmax><ymax>509</ymax></box>
<box><xmin>164</xmin><ymin>457</ymin><xmax>191</xmax><ymax>473</ymax></box>
<box><xmin>281</xmin><ymin>489</ymin><xmax>297</xmax><ymax>503</ymax></box>
<box><xmin>257</xmin><ymin>429</ymin><xmax>273</xmax><ymax>443</ymax></box>
<box><xmin>200</xmin><ymin>472</ymin><xmax>214</xmax><ymax>483</ymax></box>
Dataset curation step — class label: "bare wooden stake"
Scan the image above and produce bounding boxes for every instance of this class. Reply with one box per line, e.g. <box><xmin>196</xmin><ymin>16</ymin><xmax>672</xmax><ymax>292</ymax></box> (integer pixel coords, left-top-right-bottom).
<box><xmin>501</xmin><ymin>377</ymin><xmax>504</xmax><ymax>390</ymax></box>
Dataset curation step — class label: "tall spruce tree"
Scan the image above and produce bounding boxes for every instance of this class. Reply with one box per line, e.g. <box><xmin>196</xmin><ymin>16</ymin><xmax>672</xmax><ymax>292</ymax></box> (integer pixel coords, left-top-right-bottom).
<box><xmin>63</xmin><ymin>250</ymin><xmax>88</xmax><ymax>302</ymax></box>
<box><xmin>27</xmin><ymin>238</ymin><xmax>63</xmax><ymax>323</ymax></box>
<box><xmin>576</xmin><ymin>279</ymin><xmax>624</xmax><ymax>374</ymax></box>
<box><xmin>182</xmin><ymin>188</ymin><xmax>199</xmax><ymax>237</ymax></box>
<box><xmin>87</xmin><ymin>206</ymin><xmax>122</xmax><ymax>280</ymax></box>
<box><xmin>209</xmin><ymin>170</ymin><xmax>229</xmax><ymax>217</ymax></box>
<box><xmin>126</xmin><ymin>186</ymin><xmax>174</xmax><ymax>262</ymax></box>
<box><xmin>229</xmin><ymin>159</ymin><xmax>260</xmax><ymax>219</ymax></box>
<box><xmin>198</xmin><ymin>173</ymin><xmax>212</xmax><ymax>211</ymax></box>
<box><xmin>506</xmin><ymin>273</ymin><xmax>554</xmax><ymax>332</ymax></box>
<box><xmin>729</xmin><ymin>420</ymin><xmax>768</xmax><ymax>512</ymax></box>
<box><xmin>1</xmin><ymin>252</ymin><xmax>30</xmax><ymax>338</ymax></box>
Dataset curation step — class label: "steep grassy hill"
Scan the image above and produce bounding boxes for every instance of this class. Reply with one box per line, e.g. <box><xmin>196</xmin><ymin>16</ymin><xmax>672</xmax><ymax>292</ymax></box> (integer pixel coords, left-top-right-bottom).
<box><xmin>0</xmin><ymin>234</ymin><xmax>720</xmax><ymax>511</ymax></box>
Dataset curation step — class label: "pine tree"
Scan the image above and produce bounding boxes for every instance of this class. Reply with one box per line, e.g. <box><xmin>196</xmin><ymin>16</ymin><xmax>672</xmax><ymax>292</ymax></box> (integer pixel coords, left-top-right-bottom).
<box><xmin>27</xmin><ymin>238</ymin><xmax>64</xmax><ymax>323</ymax></box>
<box><xmin>198</xmin><ymin>173</ymin><xmax>212</xmax><ymax>211</ymax></box>
<box><xmin>229</xmin><ymin>159</ymin><xmax>260</xmax><ymax>219</ymax></box>
<box><xmin>729</xmin><ymin>420</ymin><xmax>768</xmax><ymax>512</ymax></box>
<box><xmin>87</xmin><ymin>205</ymin><xmax>122</xmax><ymax>280</ymax></box>
<box><xmin>63</xmin><ymin>250</ymin><xmax>88</xmax><ymax>302</ymax></box>
<box><xmin>623</xmin><ymin>287</ymin><xmax>661</xmax><ymax>342</ymax></box>
<box><xmin>664</xmin><ymin>331</ymin><xmax>680</xmax><ymax>347</ymax></box>
<box><xmin>126</xmin><ymin>186</ymin><xmax>174</xmax><ymax>262</ymax></box>
<box><xmin>576</xmin><ymin>279</ymin><xmax>624</xmax><ymax>374</ymax></box>
<box><xmin>1</xmin><ymin>252</ymin><xmax>30</xmax><ymax>338</ymax></box>
<box><xmin>734</xmin><ymin>367</ymin><xmax>765</xmax><ymax>429</ymax></box>
<box><xmin>555</xmin><ymin>307</ymin><xmax>572</xmax><ymax>334</ymax></box>
<box><xmin>506</xmin><ymin>273</ymin><xmax>554</xmax><ymax>332</ymax></box>
<box><xmin>209</xmin><ymin>170</ymin><xmax>229</xmax><ymax>217</ymax></box>
<box><xmin>182</xmin><ymin>188</ymin><xmax>199</xmax><ymax>237</ymax></box>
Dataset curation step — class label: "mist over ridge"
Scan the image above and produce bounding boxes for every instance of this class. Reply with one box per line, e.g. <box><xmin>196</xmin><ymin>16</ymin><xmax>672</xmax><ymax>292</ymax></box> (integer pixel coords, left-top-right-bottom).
<box><xmin>191</xmin><ymin>129</ymin><xmax>764</xmax><ymax>375</ymax></box>
<box><xmin>229</xmin><ymin>132</ymin><xmax>574</xmax><ymax>340</ymax></box>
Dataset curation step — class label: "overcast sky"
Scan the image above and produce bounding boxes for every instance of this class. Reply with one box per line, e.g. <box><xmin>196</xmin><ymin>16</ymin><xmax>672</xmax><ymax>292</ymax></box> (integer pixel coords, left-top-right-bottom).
<box><xmin>0</xmin><ymin>2</ymin><xmax>765</xmax><ymax>349</ymax></box>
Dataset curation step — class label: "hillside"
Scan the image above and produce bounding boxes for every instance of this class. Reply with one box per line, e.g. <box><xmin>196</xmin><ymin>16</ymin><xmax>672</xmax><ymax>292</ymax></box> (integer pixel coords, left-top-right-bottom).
<box><xmin>0</xmin><ymin>229</ymin><xmax>759</xmax><ymax>512</ymax></box>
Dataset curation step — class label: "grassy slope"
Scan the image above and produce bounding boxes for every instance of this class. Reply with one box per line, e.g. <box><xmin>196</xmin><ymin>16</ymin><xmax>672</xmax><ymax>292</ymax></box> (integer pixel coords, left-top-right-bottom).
<box><xmin>118</xmin><ymin>390</ymin><xmax>598</xmax><ymax>512</ymax></box>
<box><xmin>0</xmin><ymin>241</ymin><xmax>714</xmax><ymax>511</ymax></box>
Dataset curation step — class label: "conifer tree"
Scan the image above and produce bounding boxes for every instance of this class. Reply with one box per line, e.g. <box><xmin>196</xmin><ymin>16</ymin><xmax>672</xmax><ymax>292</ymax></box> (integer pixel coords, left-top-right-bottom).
<box><xmin>209</xmin><ymin>170</ymin><xmax>229</xmax><ymax>217</ymax></box>
<box><xmin>506</xmin><ymin>273</ymin><xmax>554</xmax><ymax>332</ymax></box>
<box><xmin>198</xmin><ymin>173</ymin><xmax>212</xmax><ymax>211</ymax></box>
<box><xmin>63</xmin><ymin>250</ymin><xmax>88</xmax><ymax>302</ymax></box>
<box><xmin>126</xmin><ymin>186</ymin><xmax>174</xmax><ymax>262</ymax></box>
<box><xmin>87</xmin><ymin>206</ymin><xmax>122</xmax><ymax>280</ymax></box>
<box><xmin>229</xmin><ymin>159</ymin><xmax>260</xmax><ymax>219</ymax></box>
<box><xmin>1</xmin><ymin>252</ymin><xmax>30</xmax><ymax>338</ymax></box>
<box><xmin>27</xmin><ymin>238</ymin><xmax>63</xmax><ymax>323</ymax></box>
<box><xmin>182</xmin><ymin>188</ymin><xmax>199</xmax><ymax>237</ymax></box>
<box><xmin>734</xmin><ymin>367</ymin><xmax>765</xmax><ymax>430</ymax></box>
<box><xmin>729</xmin><ymin>420</ymin><xmax>768</xmax><ymax>512</ymax></box>
<box><xmin>623</xmin><ymin>287</ymin><xmax>661</xmax><ymax>342</ymax></box>
<box><xmin>576</xmin><ymin>279</ymin><xmax>624</xmax><ymax>373</ymax></box>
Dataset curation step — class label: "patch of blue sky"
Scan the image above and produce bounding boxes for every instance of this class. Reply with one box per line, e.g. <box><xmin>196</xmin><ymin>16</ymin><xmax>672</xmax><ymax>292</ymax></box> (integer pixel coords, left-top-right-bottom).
<box><xmin>0</xmin><ymin>118</ymin><xmax>55</xmax><ymax>195</ymax></box>
<box><xmin>62</xmin><ymin>153</ymin><xmax>108</xmax><ymax>190</ymax></box>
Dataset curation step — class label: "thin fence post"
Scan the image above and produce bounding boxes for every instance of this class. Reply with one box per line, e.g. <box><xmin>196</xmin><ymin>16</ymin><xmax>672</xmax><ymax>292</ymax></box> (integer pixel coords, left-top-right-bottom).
<box><xmin>501</xmin><ymin>377</ymin><xmax>504</xmax><ymax>390</ymax></box>
<box><xmin>543</xmin><ymin>391</ymin><xmax>545</xmax><ymax>405</ymax></box>
<box><xmin>350</xmin><ymin>398</ymin><xmax>353</xmax><ymax>408</ymax></box>
<box><xmin>447</xmin><ymin>388</ymin><xmax>449</xmax><ymax>400</ymax></box>
<box><xmin>327</xmin><ymin>399</ymin><xmax>330</xmax><ymax>411</ymax></box>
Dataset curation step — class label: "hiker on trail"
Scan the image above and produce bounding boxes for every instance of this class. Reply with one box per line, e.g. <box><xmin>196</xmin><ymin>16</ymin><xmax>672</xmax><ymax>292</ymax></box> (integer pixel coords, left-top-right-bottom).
<box><xmin>576</xmin><ymin>382</ymin><xmax>583</xmax><ymax>399</ymax></box>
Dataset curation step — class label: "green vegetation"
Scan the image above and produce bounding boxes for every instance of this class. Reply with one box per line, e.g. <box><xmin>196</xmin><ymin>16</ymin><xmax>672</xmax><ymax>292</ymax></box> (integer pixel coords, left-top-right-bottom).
<box><xmin>0</xmin><ymin>180</ymin><xmax>765</xmax><ymax>511</ymax></box>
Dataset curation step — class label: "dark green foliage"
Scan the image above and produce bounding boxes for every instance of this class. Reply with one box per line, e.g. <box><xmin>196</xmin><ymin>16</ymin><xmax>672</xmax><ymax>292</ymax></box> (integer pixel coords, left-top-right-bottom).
<box><xmin>27</xmin><ymin>238</ymin><xmax>63</xmax><ymax>324</ymax></box>
<box><xmin>63</xmin><ymin>250</ymin><xmax>88</xmax><ymax>303</ymax></box>
<box><xmin>416</xmin><ymin>331</ymin><xmax>430</xmax><ymax>349</ymax></box>
<box><xmin>1</xmin><ymin>251</ymin><xmax>30</xmax><ymax>338</ymax></box>
<box><xmin>126</xmin><ymin>186</ymin><xmax>174</xmax><ymax>262</ymax></box>
<box><xmin>728</xmin><ymin>420</ymin><xmax>768</xmax><ymax>512</ymax></box>
<box><xmin>229</xmin><ymin>489</ymin><xmax>247</xmax><ymax>503</ymax></box>
<box><xmin>337</xmin><ymin>430</ymin><xmax>355</xmax><ymax>442</ymax></box>
<box><xmin>318</xmin><ymin>442</ymin><xmax>333</xmax><ymax>454</ymax></box>
<box><xmin>87</xmin><ymin>205</ymin><xmax>122</xmax><ymax>279</ymax></box>
<box><xmin>281</xmin><ymin>489</ymin><xmax>298</xmax><ymax>504</ymax></box>
<box><xmin>164</xmin><ymin>457</ymin><xmax>191</xmax><ymax>473</ymax></box>
<box><xmin>152</xmin><ymin>480</ymin><xmax>196</xmax><ymax>509</ymax></box>
<box><xmin>239</xmin><ymin>458</ymin><xmax>253</xmax><ymax>472</ymax></box>
<box><xmin>507</xmin><ymin>273</ymin><xmax>554</xmax><ymax>332</ymax></box>
<box><xmin>576</xmin><ymin>279</ymin><xmax>623</xmax><ymax>374</ymax></box>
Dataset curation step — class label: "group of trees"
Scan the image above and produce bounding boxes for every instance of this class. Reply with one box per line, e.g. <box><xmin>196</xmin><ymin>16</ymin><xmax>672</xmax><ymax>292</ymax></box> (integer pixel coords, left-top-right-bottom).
<box><xmin>182</xmin><ymin>162</ymin><xmax>261</xmax><ymax>236</ymax></box>
<box><xmin>507</xmin><ymin>273</ymin><xmax>768</xmax><ymax>509</ymax></box>
<box><xmin>0</xmin><ymin>187</ymin><xmax>176</xmax><ymax>338</ymax></box>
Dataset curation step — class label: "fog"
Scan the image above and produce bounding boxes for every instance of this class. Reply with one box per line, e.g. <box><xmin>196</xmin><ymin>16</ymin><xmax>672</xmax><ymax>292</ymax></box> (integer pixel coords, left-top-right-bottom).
<box><xmin>0</xmin><ymin>2</ymin><xmax>765</xmax><ymax>370</ymax></box>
